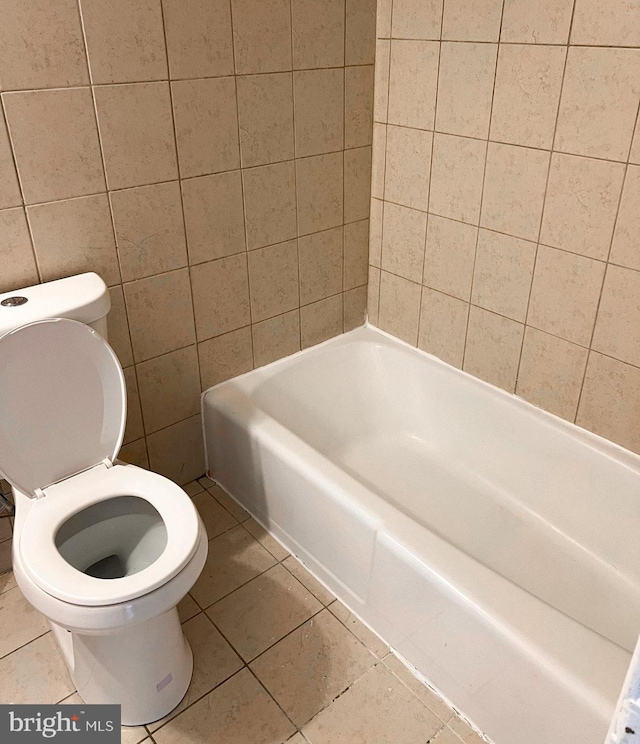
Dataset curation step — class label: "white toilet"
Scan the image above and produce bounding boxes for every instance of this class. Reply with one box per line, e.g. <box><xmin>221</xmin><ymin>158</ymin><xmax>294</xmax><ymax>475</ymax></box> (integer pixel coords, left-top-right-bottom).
<box><xmin>0</xmin><ymin>273</ymin><xmax>208</xmax><ymax>725</ymax></box>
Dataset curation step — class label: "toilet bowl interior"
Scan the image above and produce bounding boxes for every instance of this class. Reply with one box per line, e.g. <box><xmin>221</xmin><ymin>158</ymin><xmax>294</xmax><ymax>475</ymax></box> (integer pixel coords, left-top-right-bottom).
<box><xmin>55</xmin><ymin>496</ymin><xmax>168</xmax><ymax>581</ymax></box>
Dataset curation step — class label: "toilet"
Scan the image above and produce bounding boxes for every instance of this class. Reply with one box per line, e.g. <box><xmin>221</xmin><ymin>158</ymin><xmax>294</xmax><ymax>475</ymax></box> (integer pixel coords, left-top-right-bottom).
<box><xmin>0</xmin><ymin>273</ymin><xmax>208</xmax><ymax>726</ymax></box>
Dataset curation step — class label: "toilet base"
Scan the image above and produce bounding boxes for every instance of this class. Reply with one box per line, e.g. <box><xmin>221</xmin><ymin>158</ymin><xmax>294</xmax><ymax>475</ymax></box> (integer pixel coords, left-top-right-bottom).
<box><xmin>52</xmin><ymin>607</ymin><xmax>193</xmax><ymax>726</ymax></box>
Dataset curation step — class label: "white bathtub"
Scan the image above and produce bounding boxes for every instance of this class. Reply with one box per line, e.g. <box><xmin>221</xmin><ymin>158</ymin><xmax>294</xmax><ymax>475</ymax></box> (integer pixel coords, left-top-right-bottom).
<box><xmin>202</xmin><ymin>325</ymin><xmax>639</xmax><ymax>744</ymax></box>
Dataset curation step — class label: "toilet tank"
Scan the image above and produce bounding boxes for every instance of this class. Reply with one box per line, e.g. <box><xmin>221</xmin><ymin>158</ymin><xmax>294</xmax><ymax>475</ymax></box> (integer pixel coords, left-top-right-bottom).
<box><xmin>0</xmin><ymin>274</ymin><xmax>111</xmax><ymax>339</ymax></box>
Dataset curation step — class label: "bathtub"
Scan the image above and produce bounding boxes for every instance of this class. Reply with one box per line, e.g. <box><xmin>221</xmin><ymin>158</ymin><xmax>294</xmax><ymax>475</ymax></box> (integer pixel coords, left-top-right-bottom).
<box><xmin>202</xmin><ymin>325</ymin><xmax>639</xmax><ymax>744</ymax></box>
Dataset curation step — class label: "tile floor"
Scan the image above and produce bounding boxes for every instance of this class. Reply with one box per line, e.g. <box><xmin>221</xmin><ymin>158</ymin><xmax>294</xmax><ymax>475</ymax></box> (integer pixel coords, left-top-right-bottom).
<box><xmin>0</xmin><ymin>476</ymin><xmax>486</xmax><ymax>744</ymax></box>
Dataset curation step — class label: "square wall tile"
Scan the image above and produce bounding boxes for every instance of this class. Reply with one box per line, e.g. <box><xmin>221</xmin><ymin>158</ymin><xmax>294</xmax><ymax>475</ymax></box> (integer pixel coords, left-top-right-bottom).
<box><xmin>384</xmin><ymin>126</ymin><xmax>432</xmax><ymax>211</ymax></box>
<box><xmin>294</xmin><ymin>69</ymin><xmax>344</xmax><ymax>158</ymax></box>
<box><xmin>252</xmin><ymin>311</ymin><xmax>301</xmax><ymax>367</ymax></box>
<box><xmin>0</xmin><ymin>208</ymin><xmax>38</xmax><ymax>293</ymax></box>
<box><xmin>423</xmin><ymin>215</ymin><xmax>477</xmax><ymax>301</ymax></box>
<box><xmin>198</xmin><ymin>327</ymin><xmax>253</xmax><ymax>389</ymax></box>
<box><xmin>527</xmin><ymin>245</ymin><xmax>605</xmax><ymax>347</ymax></box>
<box><xmin>345</xmin><ymin>66</ymin><xmax>374</xmax><ymax>149</ymax></box>
<box><xmin>418</xmin><ymin>287</ymin><xmax>468</xmax><ymax>369</ymax></box>
<box><xmin>346</xmin><ymin>0</ymin><xmax>376</xmax><ymax>66</ymax></box>
<box><xmin>3</xmin><ymin>88</ymin><xmax>104</xmax><ymax>204</ymax></box>
<box><xmin>555</xmin><ymin>47</ymin><xmax>640</xmax><ymax>162</ymax></box>
<box><xmin>27</xmin><ymin>194</ymin><xmax>120</xmax><ymax>286</ymax></box>
<box><xmin>243</xmin><ymin>161</ymin><xmax>297</xmax><ymax>249</ymax></box>
<box><xmin>344</xmin><ymin>219</ymin><xmax>369</xmax><ymax>290</ymax></box>
<box><xmin>442</xmin><ymin>0</ymin><xmax>503</xmax><ymax>41</ymax></box>
<box><xmin>0</xmin><ymin>113</ymin><xmax>21</xmax><ymax>209</ymax></box>
<box><xmin>106</xmin><ymin>285</ymin><xmax>134</xmax><ymax>367</ymax></box>
<box><xmin>378</xmin><ymin>271</ymin><xmax>422</xmax><ymax>345</ymax></box>
<box><xmin>501</xmin><ymin>0</ymin><xmax>574</xmax><ymax>43</ymax></box>
<box><xmin>147</xmin><ymin>414</ymin><xmax>205</xmax><ymax>484</ymax></box>
<box><xmin>191</xmin><ymin>254</ymin><xmax>251</xmax><ymax>340</ymax></box>
<box><xmin>248</xmin><ymin>240</ymin><xmax>300</xmax><ymax>322</ymax></box>
<box><xmin>371</xmin><ymin>123</ymin><xmax>387</xmax><ymax>199</ymax></box>
<box><xmin>369</xmin><ymin>198</ymin><xmax>383</xmax><ymax>267</ymax></box>
<box><xmin>110</xmin><ymin>181</ymin><xmax>187</xmax><ymax>281</ymax></box>
<box><xmin>162</xmin><ymin>0</ymin><xmax>234</xmax><ymax>80</ymax></box>
<box><xmin>382</xmin><ymin>202</ymin><xmax>427</xmax><ymax>283</ymax></box>
<box><xmin>571</xmin><ymin>0</ymin><xmax>640</xmax><ymax>46</ymax></box>
<box><xmin>610</xmin><ymin>166</ymin><xmax>640</xmax><ymax>271</ymax></box>
<box><xmin>301</xmin><ymin>295</ymin><xmax>343</xmax><ymax>348</ymax></box>
<box><xmin>463</xmin><ymin>306</ymin><xmax>524</xmax><ymax>393</ymax></box>
<box><xmin>81</xmin><ymin>0</ymin><xmax>167</xmax><ymax>84</ymax></box>
<box><xmin>231</xmin><ymin>0</ymin><xmax>292</xmax><ymax>75</ymax></box>
<box><xmin>171</xmin><ymin>77</ymin><xmax>239</xmax><ymax>179</ymax></box>
<box><xmin>592</xmin><ymin>265</ymin><xmax>640</xmax><ymax>369</ymax></box>
<box><xmin>237</xmin><ymin>73</ymin><xmax>294</xmax><ymax>168</ymax></box>
<box><xmin>124</xmin><ymin>268</ymin><xmax>196</xmax><ymax>361</ymax></box>
<box><xmin>122</xmin><ymin>367</ymin><xmax>144</xmax><ymax>444</ymax></box>
<box><xmin>374</xmin><ymin>41</ymin><xmax>390</xmax><ymax>124</ymax></box>
<box><xmin>481</xmin><ymin>142</ymin><xmax>550</xmax><ymax>241</ymax></box>
<box><xmin>297</xmin><ymin>152</ymin><xmax>344</xmax><ymax>235</ymax></box>
<box><xmin>0</xmin><ymin>0</ymin><xmax>88</xmax><ymax>90</ymax></box>
<box><xmin>471</xmin><ymin>230</ymin><xmax>536</xmax><ymax>322</ymax></box>
<box><xmin>436</xmin><ymin>42</ymin><xmax>497</xmax><ymax>140</ymax></box>
<box><xmin>429</xmin><ymin>133</ymin><xmax>486</xmax><ymax>225</ymax></box>
<box><xmin>490</xmin><ymin>44</ymin><xmax>566</xmax><ymax>149</ymax></box>
<box><xmin>540</xmin><ymin>153</ymin><xmax>625</xmax><ymax>261</ymax></box>
<box><xmin>516</xmin><ymin>327</ymin><xmax>587</xmax><ymax>421</ymax></box>
<box><xmin>388</xmin><ymin>41</ymin><xmax>439</xmax><ymax>130</ymax></box>
<box><xmin>299</xmin><ymin>227</ymin><xmax>343</xmax><ymax>304</ymax></box>
<box><xmin>344</xmin><ymin>286</ymin><xmax>367</xmax><ymax>330</ymax></box>
<box><xmin>631</xmin><ymin>121</ymin><xmax>640</xmax><ymax>165</ymax></box>
<box><xmin>367</xmin><ymin>266</ymin><xmax>381</xmax><ymax>323</ymax></box>
<box><xmin>292</xmin><ymin>0</ymin><xmax>345</xmax><ymax>70</ymax></box>
<box><xmin>344</xmin><ymin>146</ymin><xmax>371</xmax><ymax>222</ymax></box>
<box><xmin>95</xmin><ymin>83</ymin><xmax>178</xmax><ymax>190</ymax></box>
<box><xmin>392</xmin><ymin>0</ymin><xmax>443</xmax><ymax>39</ymax></box>
<box><xmin>181</xmin><ymin>171</ymin><xmax>245</xmax><ymax>265</ymax></box>
<box><xmin>377</xmin><ymin>0</ymin><xmax>392</xmax><ymax>37</ymax></box>
<box><xmin>118</xmin><ymin>438</ymin><xmax>149</xmax><ymax>469</ymax></box>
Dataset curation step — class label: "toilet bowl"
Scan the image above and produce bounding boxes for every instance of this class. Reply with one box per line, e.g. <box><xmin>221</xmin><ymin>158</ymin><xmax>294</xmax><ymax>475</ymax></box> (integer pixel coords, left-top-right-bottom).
<box><xmin>0</xmin><ymin>289</ymin><xmax>208</xmax><ymax>726</ymax></box>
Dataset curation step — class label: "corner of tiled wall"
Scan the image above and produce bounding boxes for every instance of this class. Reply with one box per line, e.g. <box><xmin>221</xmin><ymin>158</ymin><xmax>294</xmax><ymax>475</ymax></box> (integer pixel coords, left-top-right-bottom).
<box><xmin>370</xmin><ymin>0</ymin><xmax>640</xmax><ymax>455</ymax></box>
<box><xmin>0</xmin><ymin>0</ymin><xmax>375</xmax><ymax>484</ymax></box>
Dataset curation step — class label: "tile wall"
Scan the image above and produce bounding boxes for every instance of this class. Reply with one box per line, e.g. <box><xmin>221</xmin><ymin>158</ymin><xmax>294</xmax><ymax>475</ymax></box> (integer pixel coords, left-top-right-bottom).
<box><xmin>0</xmin><ymin>0</ymin><xmax>374</xmax><ymax>484</ymax></box>
<box><xmin>370</xmin><ymin>0</ymin><xmax>640</xmax><ymax>454</ymax></box>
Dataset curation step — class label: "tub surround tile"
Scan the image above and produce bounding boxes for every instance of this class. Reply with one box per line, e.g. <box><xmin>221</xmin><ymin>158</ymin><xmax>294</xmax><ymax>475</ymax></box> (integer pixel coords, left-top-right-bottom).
<box><xmin>592</xmin><ymin>265</ymin><xmax>640</xmax><ymax>369</ymax></box>
<box><xmin>301</xmin><ymin>295</ymin><xmax>344</xmax><ymax>349</ymax></box>
<box><xmin>610</xmin><ymin>166</ymin><xmax>640</xmax><ymax>271</ymax></box>
<box><xmin>369</xmin><ymin>199</ymin><xmax>383</xmax><ymax>268</ymax></box>
<box><xmin>374</xmin><ymin>41</ymin><xmax>390</xmax><ymax>124</ymax></box>
<box><xmin>391</xmin><ymin>0</ymin><xmax>443</xmax><ymax>40</ymax></box>
<box><xmin>378</xmin><ymin>272</ymin><xmax>421</xmax><ymax>346</ymax></box>
<box><xmin>299</xmin><ymin>227</ymin><xmax>343</xmax><ymax>305</ymax></box>
<box><xmin>198</xmin><ymin>327</ymin><xmax>254</xmax><ymax>390</ymax></box>
<box><xmin>294</xmin><ymin>69</ymin><xmax>345</xmax><ymax>158</ymax></box>
<box><xmin>0</xmin><ymin>208</ymin><xmax>38</xmax><ymax>294</ymax></box>
<box><xmin>248</xmin><ymin>240</ymin><xmax>300</xmax><ymax>323</ymax></box>
<box><xmin>571</xmin><ymin>0</ymin><xmax>640</xmax><ymax>47</ymax></box>
<box><xmin>377</xmin><ymin>0</ymin><xmax>392</xmax><ymax>37</ymax></box>
<box><xmin>282</xmin><ymin>557</ymin><xmax>336</xmax><ymax>607</ymax></box>
<box><xmin>501</xmin><ymin>0</ymin><xmax>574</xmax><ymax>44</ymax></box>
<box><xmin>345</xmin><ymin>0</ymin><xmax>376</xmax><ymax>66</ymax></box>
<box><xmin>441</xmin><ymin>0</ymin><xmax>503</xmax><ymax>42</ymax></box>
<box><xmin>146</xmin><ymin>414</ymin><xmax>205</xmax><ymax>485</ymax></box>
<box><xmin>105</xmin><ymin>285</ymin><xmax>134</xmax><ymax>368</ymax></box>
<box><xmin>297</xmin><ymin>153</ymin><xmax>344</xmax><ymax>236</ymax></box>
<box><xmin>231</xmin><ymin>0</ymin><xmax>292</xmax><ymax>75</ymax></box>
<box><xmin>418</xmin><ymin>288</ymin><xmax>468</xmax><ymax>369</ymax></box>
<box><xmin>381</xmin><ymin>202</ymin><xmax>427</xmax><ymax>283</ymax></box>
<box><xmin>252</xmin><ymin>311</ymin><xmax>301</xmax><ymax>368</ymax></box>
<box><xmin>384</xmin><ymin>126</ymin><xmax>432</xmax><ymax>211</ymax></box>
<box><xmin>345</xmin><ymin>66</ymin><xmax>374</xmax><ymax>150</ymax></box>
<box><xmin>371</xmin><ymin>123</ymin><xmax>387</xmax><ymax>199</ymax></box>
<box><xmin>243</xmin><ymin>161</ymin><xmax>297</xmax><ymax>249</ymax></box>
<box><xmin>423</xmin><ymin>215</ymin><xmax>477</xmax><ymax>301</ymax></box>
<box><xmin>343</xmin><ymin>285</ymin><xmax>368</xmax><ymax>331</ymax></box>
<box><xmin>292</xmin><ymin>0</ymin><xmax>345</xmax><ymax>70</ymax></box>
<box><xmin>631</xmin><ymin>122</ymin><xmax>640</xmax><ymax>165</ymax></box>
<box><xmin>243</xmin><ymin>518</ymin><xmax>289</xmax><ymax>561</ymax></box>
<box><xmin>0</xmin><ymin>114</ymin><xmax>21</xmax><ymax>209</ymax></box>
<box><xmin>343</xmin><ymin>220</ymin><xmax>369</xmax><ymax>291</ymax></box>
<box><xmin>388</xmin><ymin>41</ymin><xmax>439</xmax><ymax>130</ymax></box>
<box><xmin>344</xmin><ymin>147</ymin><xmax>372</xmax><ymax>223</ymax></box>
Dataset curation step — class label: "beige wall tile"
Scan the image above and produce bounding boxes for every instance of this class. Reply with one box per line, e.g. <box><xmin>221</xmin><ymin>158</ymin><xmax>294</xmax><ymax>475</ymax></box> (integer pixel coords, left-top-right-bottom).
<box><xmin>371</xmin><ymin>123</ymin><xmax>387</xmax><ymax>199</ymax></box>
<box><xmin>631</xmin><ymin>121</ymin><xmax>640</xmax><ymax>165</ymax></box>
<box><xmin>527</xmin><ymin>245</ymin><xmax>605</xmax><ymax>346</ymax></box>
<box><xmin>384</xmin><ymin>126</ymin><xmax>432</xmax><ymax>211</ymax></box>
<box><xmin>124</xmin><ymin>268</ymin><xmax>196</xmax><ymax>361</ymax></box>
<box><xmin>147</xmin><ymin>413</ymin><xmax>205</xmax><ymax>484</ymax></box>
<box><xmin>243</xmin><ymin>161</ymin><xmax>297</xmax><ymax>249</ymax></box>
<box><xmin>381</xmin><ymin>202</ymin><xmax>427</xmax><ymax>283</ymax></box>
<box><xmin>298</xmin><ymin>152</ymin><xmax>344</xmax><ymax>235</ymax></box>
<box><xmin>299</xmin><ymin>227</ymin><xmax>343</xmax><ymax>304</ymax></box>
<box><xmin>610</xmin><ymin>165</ymin><xmax>640</xmax><ymax>271</ymax></box>
<box><xmin>555</xmin><ymin>48</ymin><xmax>640</xmax><ymax>162</ymax></box>
<box><xmin>345</xmin><ymin>66</ymin><xmax>374</xmax><ymax>149</ymax></box>
<box><xmin>481</xmin><ymin>142</ymin><xmax>550</xmax><ymax>241</ymax></box>
<box><xmin>252</xmin><ymin>310</ymin><xmax>301</xmax><ymax>367</ymax></box>
<box><xmin>248</xmin><ymin>240</ymin><xmax>300</xmax><ymax>322</ymax></box>
<box><xmin>292</xmin><ymin>0</ymin><xmax>345</xmax><ymax>70</ymax></box>
<box><xmin>571</xmin><ymin>0</ymin><xmax>640</xmax><ymax>46</ymax></box>
<box><xmin>106</xmin><ymin>284</ymin><xmax>134</xmax><ymax>367</ymax></box>
<box><xmin>301</xmin><ymin>294</ymin><xmax>343</xmax><ymax>348</ymax></box>
<box><xmin>464</xmin><ymin>306</ymin><xmax>524</xmax><ymax>392</ymax></box>
<box><xmin>388</xmin><ymin>41</ymin><xmax>439</xmax><ymax>130</ymax></box>
<box><xmin>0</xmin><ymin>112</ymin><xmax>21</xmax><ymax>209</ymax></box>
<box><xmin>3</xmin><ymin>89</ymin><xmax>104</xmax><ymax>204</ymax></box>
<box><xmin>171</xmin><ymin>78</ymin><xmax>239</xmax><ymax>179</ymax></box>
<box><xmin>516</xmin><ymin>327</ymin><xmax>588</xmax><ymax>421</ymax></box>
<box><xmin>27</xmin><ymin>194</ymin><xmax>120</xmax><ymax>286</ymax></box>
<box><xmin>294</xmin><ymin>69</ymin><xmax>344</xmax><ymax>158</ymax></box>
<box><xmin>231</xmin><ymin>0</ymin><xmax>292</xmax><ymax>75</ymax></box>
<box><xmin>369</xmin><ymin>198</ymin><xmax>383</xmax><ymax>267</ymax></box>
<box><xmin>81</xmin><ymin>0</ymin><xmax>167</xmax><ymax>84</ymax></box>
<box><xmin>0</xmin><ymin>208</ymin><xmax>38</xmax><ymax>293</ymax></box>
<box><xmin>344</xmin><ymin>146</ymin><xmax>371</xmax><ymax>222</ymax></box>
<box><xmin>191</xmin><ymin>255</ymin><xmax>250</xmax><ymax>340</ymax></box>
<box><xmin>540</xmin><ymin>153</ymin><xmax>625</xmax><ymax>261</ymax></box>
<box><xmin>0</xmin><ymin>0</ymin><xmax>88</xmax><ymax>90</ymax></box>
<box><xmin>471</xmin><ymin>230</ymin><xmax>536</xmax><ymax>322</ymax></box>
<box><xmin>423</xmin><ymin>215</ymin><xmax>477</xmax><ymax>301</ymax></box>
<box><xmin>490</xmin><ymin>45</ymin><xmax>566</xmax><ymax>149</ymax></box>
<box><xmin>429</xmin><ymin>133</ymin><xmax>486</xmax><ymax>225</ymax></box>
<box><xmin>198</xmin><ymin>327</ymin><xmax>253</xmax><ymax>389</ymax></box>
<box><xmin>343</xmin><ymin>285</ymin><xmax>367</xmax><ymax>330</ymax></box>
<box><xmin>344</xmin><ymin>219</ymin><xmax>369</xmax><ymax>290</ymax></box>
<box><xmin>367</xmin><ymin>266</ymin><xmax>381</xmax><ymax>324</ymax></box>
<box><xmin>377</xmin><ymin>0</ymin><xmax>392</xmax><ymax>37</ymax></box>
<box><xmin>162</xmin><ymin>0</ymin><xmax>234</xmax><ymax>80</ymax></box>
<box><xmin>442</xmin><ymin>0</ymin><xmax>503</xmax><ymax>41</ymax></box>
<box><xmin>346</xmin><ymin>0</ymin><xmax>376</xmax><ymax>66</ymax></box>
<box><xmin>237</xmin><ymin>73</ymin><xmax>294</xmax><ymax>168</ymax></box>
<box><xmin>592</xmin><ymin>265</ymin><xmax>640</xmax><ymax>368</ymax></box>
<box><xmin>119</xmin><ymin>438</ymin><xmax>149</xmax><ymax>469</ymax></box>
<box><xmin>110</xmin><ymin>181</ymin><xmax>187</xmax><ymax>281</ymax></box>
<box><xmin>122</xmin><ymin>367</ymin><xmax>144</xmax><ymax>444</ymax></box>
<box><xmin>181</xmin><ymin>171</ymin><xmax>245</xmax><ymax>265</ymax></box>
<box><xmin>418</xmin><ymin>287</ymin><xmax>468</xmax><ymax>368</ymax></box>
<box><xmin>501</xmin><ymin>0</ymin><xmax>574</xmax><ymax>43</ymax></box>
<box><xmin>577</xmin><ymin>353</ymin><xmax>640</xmax><ymax>454</ymax></box>
<box><xmin>392</xmin><ymin>0</ymin><xmax>443</xmax><ymax>39</ymax></box>
<box><xmin>136</xmin><ymin>345</ymin><xmax>201</xmax><ymax>433</ymax></box>
<box><xmin>378</xmin><ymin>271</ymin><xmax>422</xmax><ymax>344</ymax></box>
<box><xmin>374</xmin><ymin>41</ymin><xmax>390</xmax><ymax>123</ymax></box>
<box><xmin>436</xmin><ymin>42</ymin><xmax>497</xmax><ymax>140</ymax></box>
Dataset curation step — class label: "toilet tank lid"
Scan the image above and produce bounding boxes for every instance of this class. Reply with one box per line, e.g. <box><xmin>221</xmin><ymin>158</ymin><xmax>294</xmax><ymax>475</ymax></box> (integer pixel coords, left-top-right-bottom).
<box><xmin>0</xmin><ymin>273</ymin><xmax>110</xmax><ymax>337</ymax></box>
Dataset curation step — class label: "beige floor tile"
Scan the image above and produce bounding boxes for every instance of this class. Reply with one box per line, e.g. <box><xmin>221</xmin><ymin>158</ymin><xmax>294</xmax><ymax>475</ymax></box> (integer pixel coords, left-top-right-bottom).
<box><xmin>243</xmin><ymin>518</ymin><xmax>290</xmax><ymax>561</ymax></box>
<box><xmin>0</xmin><ymin>586</ymin><xmax>49</xmax><ymax>658</ymax></box>
<box><xmin>207</xmin><ymin>564</ymin><xmax>323</xmax><ymax>661</ymax></box>
<box><xmin>190</xmin><ymin>525</ymin><xmax>277</xmax><ymax>608</ymax></box>
<box><xmin>208</xmin><ymin>485</ymin><xmax>251</xmax><ymax>522</ymax></box>
<box><xmin>0</xmin><ymin>570</ymin><xmax>17</xmax><ymax>595</ymax></box>
<box><xmin>177</xmin><ymin>593</ymin><xmax>200</xmax><ymax>623</ymax></box>
<box><xmin>62</xmin><ymin>693</ymin><xmax>149</xmax><ymax>743</ymax></box>
<box><xmin>328</xmin><ymin>600</ymin><xmax>389</xmax><ymax>658</ymax></box>
<box><xmin>448</xmin><ymin>716</ymin><xmax>487</xmax><ymax>744</ymax></box>
<box><xmin>0</xmin><ymin>633</ymin><xmax>74</xmax><ymax>704</ymax></box>
<box><xmin>302</xmin><ymin>663</ymin><xmax>443</xmax><ymax>743</ymax></box>
<box><xmin>286</xmin><ymin>734</ymin><xmax>309</xmax><ymax>744</ymax></box>
<box><xmin>432</xmin><ymin>725</ymin><xmax>465</xmax><ymax>743</ymax></box>
<box><xmin>154</xmin><ymin>668</ymin><xmax>295</xmax><ymax>744</ymax></box>
<box><xmin>383</xmin><ymin>654</ymin><xmax>453</xmax><ymax>723</ymax></box>
<box><xmin>251</xmin><ymin>609</ymin><xmax>376</xmax><ymax>726</ymax></box>
<box><xmin>183</xmin><ymin>480</ymin><xmax>205</xmax><ymax>497</ymax></box>
<box><xmin>282</xmin><ymin>556</ymin><xmax>335</xmax><ymax>606</ymax></box>
<box><xmin>197</xmin><ymin>475</ymin><xmax>216</xmax><ymax>488</ymax></box>
<box><xmin>149</xmin><ymin>613</ymin><xmax>243</xmax><ymax>730</ymax></box>
<box><xmin>192</xmin><ymin>490</ymin><xmax>238</xmax><ymax>539</ymax></box>
<box><xmin>0</xmin><ymin>540</ymin><xmax>12</xmax><ymax>575</ymax></box>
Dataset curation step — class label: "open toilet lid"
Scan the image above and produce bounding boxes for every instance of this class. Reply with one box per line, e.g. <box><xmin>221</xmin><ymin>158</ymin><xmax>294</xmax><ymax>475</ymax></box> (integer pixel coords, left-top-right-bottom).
<box><xmin>0</xmin><ymin>318</ymin><xmax>126</xmax><ymax>497</ymax></box>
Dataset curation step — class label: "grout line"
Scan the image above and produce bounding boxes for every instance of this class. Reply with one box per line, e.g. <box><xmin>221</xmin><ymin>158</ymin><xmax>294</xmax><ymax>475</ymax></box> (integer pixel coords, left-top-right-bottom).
<box><xmin>0</xmin><ymin>628</ymin><xmax>51</xmax><ymax>662</ymax></box>
<box><xmin>290</xmin><ymin>0</ymin><xmax>303</xmax><ymax>351</ymax></box>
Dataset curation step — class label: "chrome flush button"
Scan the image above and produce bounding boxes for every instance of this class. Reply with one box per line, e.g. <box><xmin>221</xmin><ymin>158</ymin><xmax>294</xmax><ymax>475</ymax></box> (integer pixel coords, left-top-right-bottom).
<box><xmin>1</xmin><ymin>296</ymin><xmax>28</xmax><ymax>307</ymax></box>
